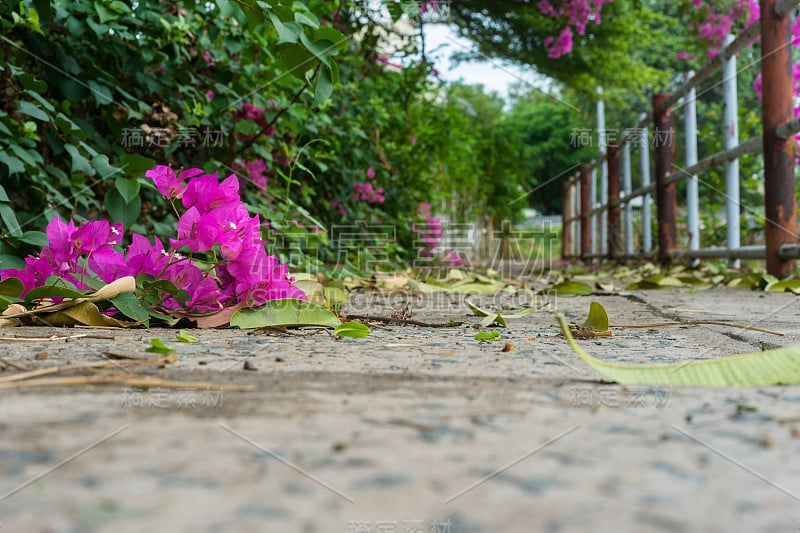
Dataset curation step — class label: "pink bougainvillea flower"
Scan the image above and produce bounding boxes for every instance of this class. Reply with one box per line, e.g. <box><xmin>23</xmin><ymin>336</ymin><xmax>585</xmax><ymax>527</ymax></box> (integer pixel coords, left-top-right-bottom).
<box><xmin>182</xmin><ymin>172</ymin><xmax>240</xmax><ymax>212</ymax></box>
<box><xmin>45</xmin><ymin>216</ymin><xmax>77</xmax><ymax>265</ymax></box>
<box><xmin>169</xmin><ymin>206</ymin><xmax>220</xmax><ymax>253</ymax></box>
<box><xmin>366</xmin><ymin>167</ymin><xmax>375</xmax><ymax>179</ymax></box>
<box><xmin>1</xmin><ymin>163</ymin><xmax>307</xmax><ymax>317</ymax></box>
<box><xmin>410</xmin><ymin>136</ymin><xmax>418</xmax><ymax>144</ymax></box>
<box><xmin>146</xmin><ymin>165</ymin><xmax>204</xmax><ymax>199</ymax></box>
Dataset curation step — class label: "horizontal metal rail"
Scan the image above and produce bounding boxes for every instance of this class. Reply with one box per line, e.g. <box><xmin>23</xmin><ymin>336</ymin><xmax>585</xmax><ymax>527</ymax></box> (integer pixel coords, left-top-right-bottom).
<box><xmin>661</xmin><ymin>135</ymin><xmax>762</xmax><ymax>187</ymax></box>
<box><xmin>776</xmin><ymin>0</ymin><xmax>800</xmax><ymax>18</ymax></box>
<box><xmin>666</xmin><ymin>244</ymin><xmax>800</xmax><ymax>260</ymax></box>
<box><xmin>566</xmin><ymin>245</ymin><xmax>800</xmax><ymax>261</ymax></box>
<box><xmin>776</xmin><ymin>115</ymin><xmax>800</xmax><ymax>139</ymax></box>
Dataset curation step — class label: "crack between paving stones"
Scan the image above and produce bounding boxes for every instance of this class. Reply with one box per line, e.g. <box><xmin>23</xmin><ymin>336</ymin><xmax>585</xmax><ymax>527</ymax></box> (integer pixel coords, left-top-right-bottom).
<box><xmin>625</xmin><ymin>294</ymin><xmax>782</xmax><ymax>351</ymax></box>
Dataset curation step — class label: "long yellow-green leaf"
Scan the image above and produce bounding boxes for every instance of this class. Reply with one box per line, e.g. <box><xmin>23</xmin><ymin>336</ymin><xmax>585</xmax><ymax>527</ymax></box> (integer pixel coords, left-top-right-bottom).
<box><xmin>556</xmin><ymin>314</ymin><xmax>800</xmax><ymax>387</ymax></box>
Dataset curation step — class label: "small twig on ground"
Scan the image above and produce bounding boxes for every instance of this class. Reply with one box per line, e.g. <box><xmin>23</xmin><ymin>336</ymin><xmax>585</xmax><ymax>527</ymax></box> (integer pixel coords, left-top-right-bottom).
<box><xmin>248</xmin><ymin>326</ymin><xmax>328</xmax><ymax>336</ymax></box>
<box><xmin>4</xmin><ymin>333</ymin><xmax>117</xmax><ymax>341</ymax></box>
<box><xmin>0</xmin><ymin>354</ymin><xmax>178</xmax><ymax>384</ymax></box>
<box><xmin>0</xmin><ymin>375</ymin><xmax>255</xmax><ymax>391</ymax></box>
<box><xmin>611</xmin><ymin>321</ymin><xmax>783</xmax><ymax>336</ymax></box>
<box><xmin>344</xmin><ymin>315</ymin><xmax>462</xmax><ymax>328</ymax></box>
<box><xmin>0</xmin><ymin>356</ymin><xmax>31</xmax><ymax>371</ymax></box>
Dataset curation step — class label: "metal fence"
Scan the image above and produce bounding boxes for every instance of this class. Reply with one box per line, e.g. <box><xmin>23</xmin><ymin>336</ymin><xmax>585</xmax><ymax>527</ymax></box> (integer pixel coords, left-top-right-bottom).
<box><xmin>561</xmin><ymin>0</ymin><xmax>800</xmax><ymax>277</ymax></box>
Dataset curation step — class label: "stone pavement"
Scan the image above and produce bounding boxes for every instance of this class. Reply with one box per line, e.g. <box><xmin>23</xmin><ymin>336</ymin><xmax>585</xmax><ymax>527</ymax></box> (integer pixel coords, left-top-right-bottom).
<box><xmin>1</xmin><ymin>288</ymin><xmax>800</xmax><ymax>532</ymax></box>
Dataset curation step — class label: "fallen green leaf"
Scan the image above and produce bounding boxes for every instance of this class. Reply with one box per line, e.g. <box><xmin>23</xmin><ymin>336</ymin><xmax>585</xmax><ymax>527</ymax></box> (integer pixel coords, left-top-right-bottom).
<box><xmin>548</xmin><ymin>281</ymin><xmax>593</xmax><ymax>296</ymax></box>
<box><xmin>230</xmin><ymin>298</ymin><xmax>341</xmax><ymax>329</ymax></box>
<box><xmin>475</xmin><ymin>331</ymin><xmax>501</xmax><ymax>342</ymax></box>
<box><xmin>333</xmin><ymin>322</ymin><xmax>370</xmax><ymax>338</ymax></box>
<box><xmin>35</xmin><ymin>301</ymin><xmax>136</xmax><ymax>328</ymax></box>
<box><xmin>465</xmin><ymin>299</ymin><xmax>538</xmax><ymax>319</ymax></box>
<box><xmin>176</xmin><ymin>329</ymin><xmax>199</xmax><ymax>343</ymax></box>
<box><xmin>767</xmin><ymin>280</ymin><xmax>800</xmax><ymax>294</ymax></box>
<box><xmin>480</xmin><ymin>312</ymin><xmax>507</xmax><ymax>328</ymax></box>
<box><xmin>294</xmin><ymin>279</ymin><xmax>326</xmax><ymax>306</ymax></box>
<box><xmin>581</xmin><ymin>301</ymin><xmax>609</xmax><ymax>332</ymax></box>
<box><xmin>146</xmin><ymin>338</ymin><xmax>175</xmax><ymax>354</ymax></box>
<box><xmin>465</xmin><ymin>299</ymin><xmax>491</xmax><ymax>317</ymax></box>
<box><xmin>323</xmin><ymin>286</ymin><xmax>348</xmax><ymax>307</ymax></box>
<box><xmin>556</xmin><ymin>314</ymin><xmax>800</xmax><ymax>386</ymax></box>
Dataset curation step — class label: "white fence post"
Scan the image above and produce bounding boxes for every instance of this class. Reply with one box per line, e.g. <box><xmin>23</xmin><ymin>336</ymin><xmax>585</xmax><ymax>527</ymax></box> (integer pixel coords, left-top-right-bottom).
<box><xmin>575</xmin><ymin>178</ymin><xmax>581</xmax><ymax>251</ymax></box>
<box><xmin>723</xmin><ymin>33</ymin><xmax>741</xmax><ymax>268</ymax></box>
<box><xmin>589</xmin><ymin>168</ymin><xmax>598</xmax><ymax>255</ymax></box>
<box><xmin>638</xmin><ymin>112</ymin><xmax>653</xmax><ymax>254</ymax></box>
<box><xmin>685</xmin><ymin>70</ymin><xmax>700</xmax><ymax>267</ymax></box>
<box><xmin>597</xmin><ymin>86</ymin><xmax>608</xmax><ymax>255</ymax></box>
<box><xmin>622</xmin><ymin>132</ymin><xmax>633</xmax><ymax>255</ymax></box>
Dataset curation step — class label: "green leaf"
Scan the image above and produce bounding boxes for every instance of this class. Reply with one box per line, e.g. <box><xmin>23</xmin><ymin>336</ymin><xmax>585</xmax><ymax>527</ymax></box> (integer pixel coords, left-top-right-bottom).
<box><xmin>333</xmin><ymin>322</ymin><xmax>371</xmax><ymax>338</ymax></box>
<box><xmin>19</xmin><ymin>230</ymin><xmax>47</xmax><ymax>247</ymax></box>
<box><xmin>314</xmin><ymin>27</ymin><xmax>347</xmax><ymax>52</ymax></box>
<box><xmin>277</xmin><ymin>43</ymin><xmax>317</xmax><ymax>79</ymax></box>
<box><xmin>299</xmin><ymin>34</ymin><xmax>337</xmax><ymax>67</ymax></box>
<box><xmin>64</xmin><ymin>144</ymin><xmax>95</xmax><ymax>176</ymax></box>
<box><xmin>230</xmin><ymin>298</ymin><xmax>342</xmax><ymax>329</ymax></box>
<box><xmin>465</xmin><ymin>299</ymin><xmax>536</xmax><ymax>319</ymax></box>
<box><xmin>556</xmin><ymin>314</ymin><xmax>800</xmax><ymax>387</ymax></box>
<box><xmin>110</xmin><ymin>291</ymin><xmax>150</xmax><ymax>322</ymax></box>
<box><xmin>0</xmin><ymin>185</ymin><xmax>9</xmax><ymax>202</ymax></box>
<box><xmin>314</xmin><ymin>65</ymin><xmax>333</xmax><ymax>105</ymax></box>
<box><xmin>475</xmin><ymin>331</ymin><xmax>501</xmax><ymax>342</ymax></box>
<box><xmin>146</xmin><ymin>338</ymin><xmax>175</xmax><ymax>354</ymax></box>
<box><xmin>0</xmin><ymin>277</ymin><xmax>24</xmax><ymax>297</ymax></box>
<box><xmin>465</xmin><ymin>299</ymin><xmax>491</xmax><ymax>317</ymax></box>
<box><xmin>0</xmin><ymin>153</ymin><xmax>25</xmax><ymax>175</ymax></box>
<box><xmin>16</xmin><ymin>100</ymin><xmax>49</xmax><ymax>121</ymax></box>
<box><xmin>767</xmin><ymin>280</ymin><xmax>800</xmax><ymax>294</ymax></box>
<box><xmin>0</xmin><ymin>254</ymin><xmax>25</xmax><ymax>270</ymax></box>
<box><xmin>449</xmin><ymin>282</ymin><xmax>504</xmax><ymax>295</ymax></box>
<box><xmin>0</xmin><ymin>203</ymin><xmax>22</xmax><ymax>237</ymax></box>
<box><xmin>92</xmin><ymin>155</ymin><xmax>119</xmax><ymax>180</ymax></box>
<box><xmin>268</xmin><ymin>11</ymin><xmax>302</xmax><ymax>44</ymax></box>
<box><xmin>323</xmin><ymin>286</ymin><xmax>348</xmax><ymax>307</ymax></box>
<box><xmin>480</xmin><ymin>312</ymin><xmax>507</xmax><ymax>328</ymax></box>
<box><xmin>104</xmin><ymin>188</ymin><xmax>141</xmax><ymax>229</ymax></box>
<box><xmin>115</xmin><ymin>177</ymin><xmax>140</xmax><ymax>204</ymax></box>
<box><xmin>37</xmin><ymin>301</ymin><xmax>135</xmax><ymax>328</ymax></box>
<box><xmin>120</xmin><ymin>153</ymin><xmax>156</xmax><ymax>176</ymax></box>
<box><xmin>176</xmin><ymin>329</ymin><xmax>199</xmax><ymax>343</ymax></box>
<box><xmin>93</xmin><ymin>1</ymin><xmax>118</xmax><ymax>24</ymax></box>
<box><xmin>548</xmin><ymin>281</ymin><xmax>593</xmax><ymax>295</ymax></box>
<box><xmin>235</xmin><ymin>119</ymin><xmax>260</xmax><ymax>136</ymax></box>
<box><xmin>18</xmin><ymin>73</ymin><xmax>47</xmax><ymax>93</ymax></box>
<box><xmin>580</xmin><ymin>301</ymin><xmax>609</xmax><ymax>332</ymax></box>
<box><xmin>24</xmin><ymin>284</ymin><xmax>87</xmax><ymax>302</ymax></box>
<box><xmin>293</xmin><ymin>279</ymin><xmax>325</xmax><ymax>306</ymax></box>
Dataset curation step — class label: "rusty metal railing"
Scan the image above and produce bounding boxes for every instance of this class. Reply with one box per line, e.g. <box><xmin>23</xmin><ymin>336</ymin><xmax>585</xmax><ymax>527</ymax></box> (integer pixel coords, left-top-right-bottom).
<box><xmin>561</xmin><ymin>0</ymin><xmax>800</xmax><ymax>277</ymax></box>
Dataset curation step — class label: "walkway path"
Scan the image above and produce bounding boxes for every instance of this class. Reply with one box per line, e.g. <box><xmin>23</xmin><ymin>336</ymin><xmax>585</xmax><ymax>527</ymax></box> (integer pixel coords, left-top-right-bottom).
<box><xmin>1</xmin><ymin>288</ymin><xmax>799</xmax><ymax>532</ymax></box>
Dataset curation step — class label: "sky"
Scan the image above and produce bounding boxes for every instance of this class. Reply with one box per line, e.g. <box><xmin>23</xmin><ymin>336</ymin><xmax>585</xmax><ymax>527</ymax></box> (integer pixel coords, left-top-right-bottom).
<box><xmin>420</xmin><ymin>23</ymin><xmax>549</xmax><ymax>98</ymax></box>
